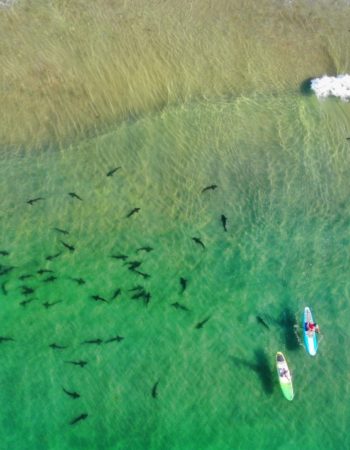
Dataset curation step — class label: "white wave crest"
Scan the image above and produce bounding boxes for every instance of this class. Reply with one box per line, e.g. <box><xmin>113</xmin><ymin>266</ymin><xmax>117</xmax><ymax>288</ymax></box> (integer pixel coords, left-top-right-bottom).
<box><xmin>311</xmin><ymin>74</ymin><xmax>350</xmax><ymax>102</ymax></box>
<box><xmin>0</xmin><ymin>0</ymin><xmax>16</xmax><ymax>8</ymax></box>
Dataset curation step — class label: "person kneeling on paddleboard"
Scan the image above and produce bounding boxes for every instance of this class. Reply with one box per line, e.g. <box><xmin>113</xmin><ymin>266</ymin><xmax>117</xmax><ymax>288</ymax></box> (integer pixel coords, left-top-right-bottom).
<box><xmin>279</xmin><ymin>368</ymin><xmax>290</xmax><ymax>380</ymax></box>
<box><xmin>305</xmin><ymin>322</ymin><xmax>320</xmax><ymax>333</ymax></box>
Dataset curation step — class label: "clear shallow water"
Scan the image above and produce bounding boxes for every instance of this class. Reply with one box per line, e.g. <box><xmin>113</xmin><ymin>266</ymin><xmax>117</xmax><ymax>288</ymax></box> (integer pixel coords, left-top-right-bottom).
<box><xmin>1</xmin><ymin>1</ymin><xmax>350</xmax><ymax>450</ymax></box>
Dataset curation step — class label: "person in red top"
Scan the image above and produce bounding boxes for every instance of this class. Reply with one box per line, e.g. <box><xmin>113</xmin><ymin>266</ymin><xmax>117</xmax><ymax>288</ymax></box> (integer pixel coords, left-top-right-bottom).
<box><xmin>306</xmin><ymin>322</ymin><xmax>320</xmax><ymax>333</ymax></box>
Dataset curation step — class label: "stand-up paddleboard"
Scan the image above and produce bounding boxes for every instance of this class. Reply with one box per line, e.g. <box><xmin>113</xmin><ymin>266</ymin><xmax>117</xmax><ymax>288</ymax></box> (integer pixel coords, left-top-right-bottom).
<box><xmin>276</xmin><ymin>352</ymin><xmax>294</xmax><ymax>401</ymax></box>
<box><xmin>303</xmin><ymin>306</ymin><xmax>318</xmax><ymax>356</ymax></box>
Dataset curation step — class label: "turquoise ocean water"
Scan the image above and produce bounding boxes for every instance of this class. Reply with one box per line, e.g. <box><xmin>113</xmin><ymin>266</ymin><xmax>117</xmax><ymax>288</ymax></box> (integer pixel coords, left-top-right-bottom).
<box><xmin>1</xmin><ymin>1</ymin><xmax>350</xmax><ymax>449</ymax></box>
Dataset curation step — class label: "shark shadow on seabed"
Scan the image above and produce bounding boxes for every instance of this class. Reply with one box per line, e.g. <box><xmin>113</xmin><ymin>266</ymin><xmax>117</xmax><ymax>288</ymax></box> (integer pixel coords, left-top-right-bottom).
<box><xmin>232</xmin><ymin>348</ymin><xmax>274</xmax><ymax>395</ymax></box>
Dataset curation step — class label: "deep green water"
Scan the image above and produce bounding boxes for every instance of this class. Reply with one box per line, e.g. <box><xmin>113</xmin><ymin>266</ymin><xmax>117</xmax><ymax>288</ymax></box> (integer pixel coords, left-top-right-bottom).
<box><xmin>1</xmin><ymin>1</ymin><xmax>350</xmax><ymax>450</ymax></box>
<box><xmin>1</xmin><ymin>93</ymin><xmax>350</xmax><ymax>450</ymax></box>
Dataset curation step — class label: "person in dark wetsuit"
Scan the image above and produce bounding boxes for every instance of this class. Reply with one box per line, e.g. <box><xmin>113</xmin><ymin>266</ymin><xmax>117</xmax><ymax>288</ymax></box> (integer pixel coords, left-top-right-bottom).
<box><xmin>279</xmin><ymin>368</ymin><xmax>290</xmax><ymax>380</ymax></box>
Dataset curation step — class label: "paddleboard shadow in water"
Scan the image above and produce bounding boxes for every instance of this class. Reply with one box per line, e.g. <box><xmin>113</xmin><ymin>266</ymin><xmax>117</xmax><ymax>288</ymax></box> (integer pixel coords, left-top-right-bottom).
<box><xmin>232</xmin><ymin>348</ymin><xmax>274</xmax><ymax>395</ymax></box>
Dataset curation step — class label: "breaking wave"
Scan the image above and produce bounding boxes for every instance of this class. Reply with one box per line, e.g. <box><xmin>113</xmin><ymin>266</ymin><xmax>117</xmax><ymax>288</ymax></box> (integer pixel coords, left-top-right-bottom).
<box><xmin>311</xmin><ymin>74</ymin><xmax>350</xmax><ymax>102</ymax></box>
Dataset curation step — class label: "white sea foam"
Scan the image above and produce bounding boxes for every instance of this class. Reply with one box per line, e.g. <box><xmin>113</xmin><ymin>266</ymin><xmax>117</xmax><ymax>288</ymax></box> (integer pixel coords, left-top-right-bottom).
<box><xmin>311</xmin><ymin>74</ymin><xmax>350</xmax><ymax>102</ymax></box>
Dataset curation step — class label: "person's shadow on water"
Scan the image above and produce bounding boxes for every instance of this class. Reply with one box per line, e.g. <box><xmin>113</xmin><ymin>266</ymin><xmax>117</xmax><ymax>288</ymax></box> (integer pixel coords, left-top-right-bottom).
<box><xmin>280</xmin><ymin>307</ymin><xmax>301</xmax><ymax>351</ymax></box>
<box><xmin>232</xmin><ymin>348</ymin><xmax>274</xmax><ymax>395</ymax></box>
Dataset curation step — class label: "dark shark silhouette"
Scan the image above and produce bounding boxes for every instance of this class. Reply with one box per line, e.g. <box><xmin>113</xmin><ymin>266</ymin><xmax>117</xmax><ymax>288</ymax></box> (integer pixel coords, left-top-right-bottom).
<box><xmin>70</xmin><ymin>277</ymin><xmax>85</xmax><ymax>285</ymax></box>
<box><xmin>43</xmin><ymin>300</ymin><xmax>62</xmax><ymax>309</ymax></box>
<box><xmin>110</xmin><ymin>254</ymin><xmax>128</xmax><ymax>260</ymax></box>
<box><xmin>53</xmin><ymin>227</ymin><xmax>69</xmax><ymax>235</ymax></box>
<box><xmin>106</xmin><ymin>167</ymin><xmax>121</xmax><ymax>176</ymax></box>
<box><xmin>0</xmin><ymin>266</ymin><xmax>15</xmax><ymax>276</ymax></box>
<box><xmin>19</xmin><ymin>298</ymin><xmax>35</xmax><ymax>307</ymax></box>
<box><xmin>19</xmin><ymin>274</ymin><xmax>33</xmax><ymax>280</ymax></box>
<box><xmin>46</xmin><ymin>252</ymin><xmax>62</xmax><ymax>261</ymax></box>
<box><xmin>69</xmin><ymin>413</ymin><xmax>88</xmax><ymax>425</ymax></box>
<box><xmin>65</xmin><ymin>360</ymin><xmax>88</xmax><ymax>368</ymax></box>
<box><xmin>195</xmin><ymin>316</ymin><xmax>211</xmax><ymax>329</ymax></box>
<box><xmin>49</xmin><ymin>343</ymin><xmax>68</xmax><ymax>350</ymax></box>
<box><xmin>27</xmin><ymin>197</ymin><xmax>44</xmax><ymax>205</ymax></box>
<box><xmin>21</xmin><ymin>286</ymin><xmax>35</xmax><ymax>296</ymax></box>
<box><xmin>180</xmin><ymin>277</ymin><xmax>187</xmax><ymax>293</ymax></box>
<box><xmin>128</xmin><ymin>285</ymin><xmax>144</xmax><ymax>292</ymax></box>
<box><xmin>126</xmin><ymin>208</ymin><xmax>140</xmax><ymax>218</ymax></box>
<box><xmin>104</xmin><ymin>336</ymin><xmax>124</xmax><ymax>344</ymax></box>
<box><xmin>37</xmin><ymin>269</ymin><xmax>54</xmax><ymax>275</ymax></box>
<box><xmin>136</xmin><ymin>246</ymin><xmax>153</xmax><ymax>253</ymax></box>
<box><xmin>131</xmin><ymin>290</ymin><xmax>147</xmax><ymax>300</ymax></box>
<box><xmin>133</xmin><ymin>270</ymin><xmax>151</xmax><ymax>279</ymax></box>
<box><xmin>1</xmin><ymin>281</ymin><xmax>8</xmax><ymax>295</ymax></box>
<box><xmin>91</xmin><ymin>295</ymin><xmax>108</xmax><ymax>303</ymax></box>
<box><xmin>201</xmin><ymin>185</ymin><xmax>217</xmax><ymax>193</ymax></box>
<box><xmin>171</xmin><ymin>302</ymin><xmax>190</xmax><ymax>311</ymax></box>
<box><xmin>131</xmin><ymin>289</ymin><xmax>151</xmax><ymax>305</ymax></box>
<box><xmin>82</xmin><ymin>339</ymin><xmax>103</xmax><ymax>345</ymax></box>
<box><xmin>151</xmin><ymin>380</ymin><xmax>159</xmax><ymax>398</ymax></box>
<box><xmin>111</xmin><ymin>288</ymin><xmax>121</xmax><ymax>300</ymax></box>
<box><xmin>60</xmin><ymin>241</ymin><xmax>75</xmax><ymax>252</ymax></box>
<box><xmin>68</xmin><ymin>192</ymin><xmax>83</xmax><ymax>201</ymax></box>
<box><xmin>62</xmin><ymin>387</ymin><xmax>80</xmax><ymax>399</ymax></box>
<box><xmin>256</xmin><ymin>315</ymin><xmax>270</xmax><ymax>330</ymax></box>
<box><xmin>125</xmin><ymin>261</ymin><xmax>142</xmax><ymax>270</ymax></box>
<box><xmin>221</xmin><ymin>214</ymin><xmax>228</xmax><ymax>232</ymax></box>
<box><xmin>0</xmin><ymin>336</ymin><xmax>15</xmax><ymax>343</ymax></box>
<box><xmin>192</xmin><ymin>237</ymin><xmax>205</xmax><ymax>249</ymax></box>
<box><xmin>43</xmin><ymin>275</ymin><xmax>57</xmax><ymax>283</ymax></box>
